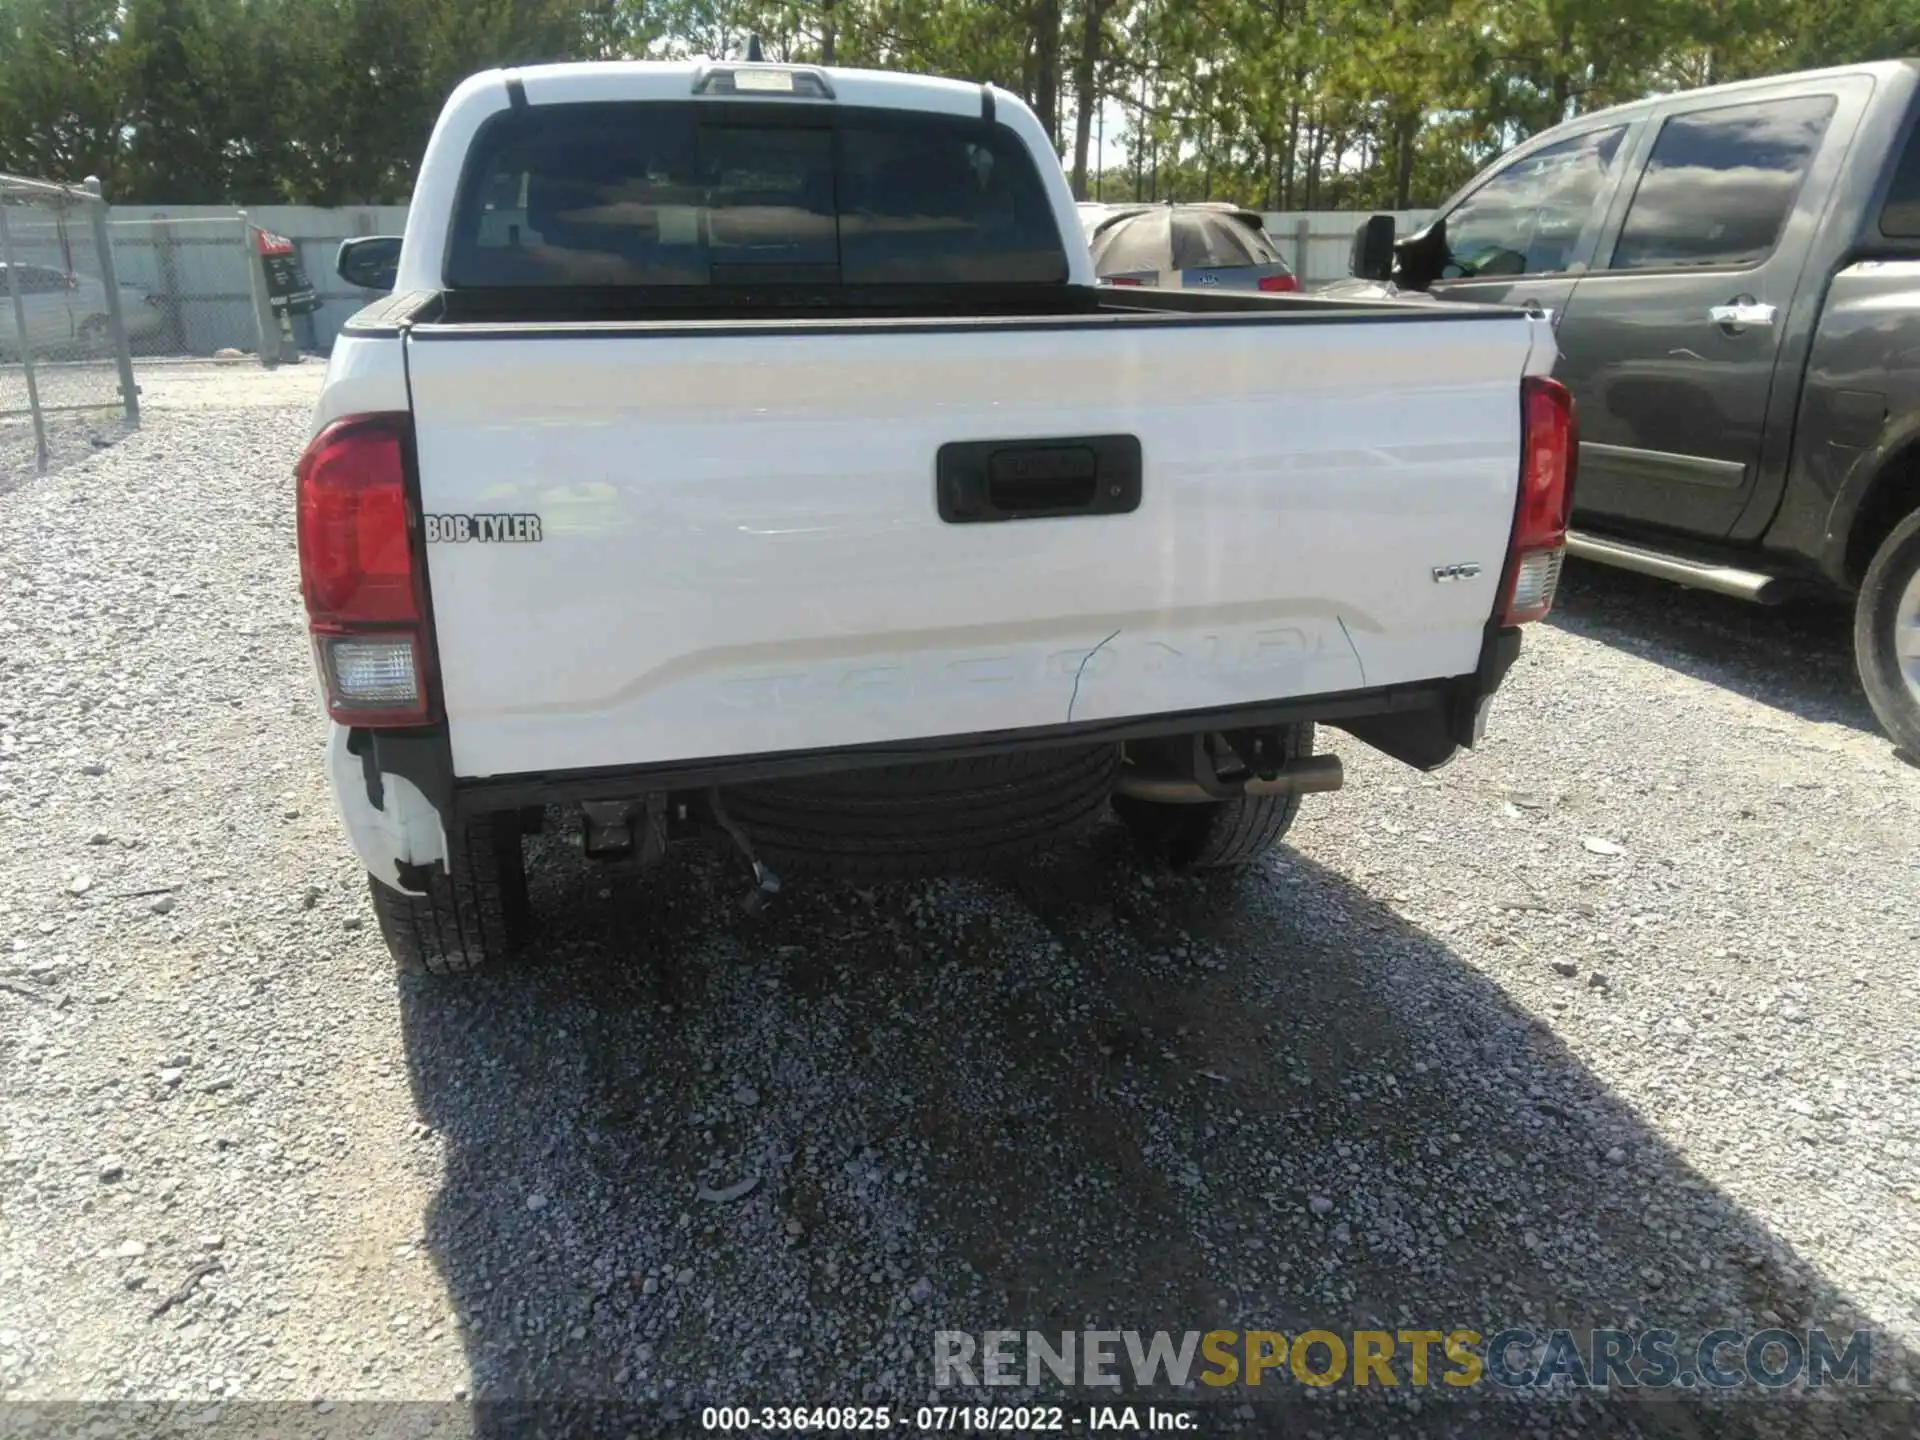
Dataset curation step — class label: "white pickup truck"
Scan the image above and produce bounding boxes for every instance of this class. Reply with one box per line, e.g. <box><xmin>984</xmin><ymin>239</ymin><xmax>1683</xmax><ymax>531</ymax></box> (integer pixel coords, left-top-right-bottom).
<box><xmin>302</xmin><ymin>59</ymin><xmax>1574</xmax><ymax>977</ymax></box>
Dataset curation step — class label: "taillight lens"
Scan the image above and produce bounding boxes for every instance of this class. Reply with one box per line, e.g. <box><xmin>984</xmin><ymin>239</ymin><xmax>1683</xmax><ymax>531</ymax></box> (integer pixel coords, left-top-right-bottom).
<box><xmin>297</xmin><ymin>419</ymin><xmax>417</xmax><ymax>624</ymax></box>
<box><xmin>295</xmin><ymin>413</ymin><xmax>437</xmax><ymax>727</ymax></box>
<box><xmin>1257</xmin><ymin>272</ymin><xmax>1300</xmax><ymax>293</ymax></box>
<box><xmin>1103</xmin><ymin>275</ymin><xmax>1147</xmax><ymax>286</ymax></box>
<box><xmin>1501</xmin><ymin>376</ymin><xmax>1577</xmax><ymax>625</ymax></box>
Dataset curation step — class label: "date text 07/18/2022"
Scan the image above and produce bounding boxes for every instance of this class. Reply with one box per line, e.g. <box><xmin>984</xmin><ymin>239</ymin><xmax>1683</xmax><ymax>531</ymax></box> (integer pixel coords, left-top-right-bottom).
<box><xmin>699</xmin><ymin>1404</ymin><xmax>1193</xmax><ymax>1432</ymax></box>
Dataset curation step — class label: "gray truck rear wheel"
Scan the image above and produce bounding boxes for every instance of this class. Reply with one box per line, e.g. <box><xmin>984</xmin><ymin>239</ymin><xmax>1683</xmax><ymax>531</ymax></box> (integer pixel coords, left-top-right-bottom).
<box><xmin>368</xmin><ymin>816</ymin><xmax>529</xmax><ymax>976</ymax></box>
<box><xmin>1856</xmin><ymin>507</ymin><xmax>1920</xmax><ymax>756</ymax></box>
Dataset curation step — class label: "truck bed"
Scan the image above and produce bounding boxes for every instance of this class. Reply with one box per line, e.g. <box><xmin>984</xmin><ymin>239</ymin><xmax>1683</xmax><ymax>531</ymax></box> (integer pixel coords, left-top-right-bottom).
<box><xmin>382</xmin><ymin>293</ymin><xmax>1545</xmax><ymax>780</ymax></box>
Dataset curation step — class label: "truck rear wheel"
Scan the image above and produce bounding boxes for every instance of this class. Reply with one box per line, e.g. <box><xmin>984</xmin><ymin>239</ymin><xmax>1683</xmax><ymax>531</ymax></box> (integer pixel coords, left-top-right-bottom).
<box><xmin>1112</xmin><ymin>723</ymin><xmax>1314</xmax><ymax>870</ymax></box>
<box><xmin>1855</xmin><ymin>508</ymin><xmax>1920</xmax><ymax>756</ymax></box>
<box><xmin>367</xmin><ymin>815</ymin><xmax>529</xmax><ymax>976</ymax></box>
<box><xmin>725</xmin><ymin>744</ymin><xmax>1119</xmax><ymax>880</ymax></box>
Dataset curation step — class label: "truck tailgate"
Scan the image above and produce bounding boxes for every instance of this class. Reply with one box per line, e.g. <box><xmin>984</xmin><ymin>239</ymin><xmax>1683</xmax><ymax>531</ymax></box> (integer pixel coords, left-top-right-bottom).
<box><xmin>405</xmin><ymin>313</ymin><xmax>1539</xmax><ymax>779</ymax></box>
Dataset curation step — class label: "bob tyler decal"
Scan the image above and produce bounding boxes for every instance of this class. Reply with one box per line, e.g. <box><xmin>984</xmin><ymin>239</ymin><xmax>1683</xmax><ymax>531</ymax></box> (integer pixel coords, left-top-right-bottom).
<box><xmin>425</xmin><ymin>514</ymin><xmax>543</xmax><ymax>543</ymax></box>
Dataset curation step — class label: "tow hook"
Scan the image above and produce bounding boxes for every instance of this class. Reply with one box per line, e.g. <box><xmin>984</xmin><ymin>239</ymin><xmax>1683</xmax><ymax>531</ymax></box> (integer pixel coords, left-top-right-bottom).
<box><xmin>706</xmin><ymin>789</ymin><xmax>782</xmax><ymax>913</ymax></box>
<box><xmin>579</xmin><ymin>796</ymin><xmax>668</xmax><ymax>866</ymax></box>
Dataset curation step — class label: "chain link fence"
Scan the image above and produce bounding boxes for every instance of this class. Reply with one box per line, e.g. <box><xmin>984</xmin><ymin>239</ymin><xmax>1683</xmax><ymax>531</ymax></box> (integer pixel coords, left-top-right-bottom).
<box><xmin>1</xmin><ymin>173</ymin><xmax>140</xmax><ymax>480</ymax></box>
<box><xmin>104</xmin><ymin>212</ymin><xmax>303</xmax><ymax>363</ymax></box>
<box><xmin>104</xmin><ymin>213</ymin><xmax>255</xmax><ymax>357</ymax></box>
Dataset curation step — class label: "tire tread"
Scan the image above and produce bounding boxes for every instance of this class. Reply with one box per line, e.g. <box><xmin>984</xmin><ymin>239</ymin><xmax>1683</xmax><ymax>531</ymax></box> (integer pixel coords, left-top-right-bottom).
<box><xmin>368</xmin><ymin>815</ymin><xmax>526</xmax><ymax>976</ymax></box>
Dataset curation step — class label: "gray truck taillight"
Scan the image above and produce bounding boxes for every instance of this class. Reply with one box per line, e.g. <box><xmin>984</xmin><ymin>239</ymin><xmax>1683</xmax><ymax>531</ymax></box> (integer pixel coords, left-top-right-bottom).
<box><xmin>1501</xmin><ymin>377</ymin><xmax>1577</xmax><ymax>626</ymax></box>
<box><xmin>294</xmin><ymin>413</ymin><xmax>439</xmax><ymax>728</ymax></box>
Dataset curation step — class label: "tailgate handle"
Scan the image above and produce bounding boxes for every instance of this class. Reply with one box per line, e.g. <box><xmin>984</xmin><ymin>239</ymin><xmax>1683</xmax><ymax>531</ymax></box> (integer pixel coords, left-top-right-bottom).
<box><xmin>938</xmin><ymin>435</ymin><xmax>1142</xmax><ymax>524</ymax></box>
<box><xmin>989</xmin><ymin>446</ymin><xmax>1097</xmax><ymax>510</ymax></box>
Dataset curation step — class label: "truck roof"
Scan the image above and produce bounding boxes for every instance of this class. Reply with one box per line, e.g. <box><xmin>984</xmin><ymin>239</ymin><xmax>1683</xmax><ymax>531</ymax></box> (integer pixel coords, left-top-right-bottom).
<box><xmin>1520</xmin><ymin>57</ymin><xmax>1920</xmax><ymax>150</ymax></box>
<box><xmin>463</xmin><ymin>59</ymin><xmax>1001</xmax><ymax>120</ymax></box>
<box><xmin>1419</xmin><ymin>57</ymin><xmax>1920</xmax><ymax>228</ymax></box>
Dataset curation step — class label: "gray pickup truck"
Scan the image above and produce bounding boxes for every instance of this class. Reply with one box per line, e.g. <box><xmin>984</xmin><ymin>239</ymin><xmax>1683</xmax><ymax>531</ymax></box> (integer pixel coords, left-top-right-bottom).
<box><xmin>1346</xmin><ymin>59</ymin><xmax>1920</xmax><ymax>751</ymax></box>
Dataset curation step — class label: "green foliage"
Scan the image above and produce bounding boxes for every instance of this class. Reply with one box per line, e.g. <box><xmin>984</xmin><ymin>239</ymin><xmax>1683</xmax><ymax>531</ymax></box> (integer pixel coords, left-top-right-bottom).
<box><xmin>0</xmin><ymin>0</ymin><xmax>131</xmax><ymax>184</ymax></box>
<box><xmin>0</xmin><ymin>0</ymin><xmax>1911</xmax><ymax>204</ymax></box>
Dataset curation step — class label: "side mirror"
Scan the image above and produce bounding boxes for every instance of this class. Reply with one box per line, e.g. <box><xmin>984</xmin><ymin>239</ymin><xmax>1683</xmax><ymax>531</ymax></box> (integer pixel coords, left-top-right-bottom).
<box><xmin>1350</xmin><ymin>215</ymin><xmax>1396</xmax><ymax>282</ymax></box>
<box><xmin>337</xmin><ymin>236</ymin><xmax>402</xmax><ymax>292</ymax></box>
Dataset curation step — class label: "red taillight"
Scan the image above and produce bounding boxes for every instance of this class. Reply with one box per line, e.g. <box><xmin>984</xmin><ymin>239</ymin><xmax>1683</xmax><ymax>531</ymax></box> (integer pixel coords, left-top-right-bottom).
<box><xmin>1104</xmin><ymin>275</ymin><xmax>1147</xmax><ymax>286</ymax></box>
<box><xmin>1257</xmin><ymin>272</ymin><xmax>1300</xmax><ymax>293</ymax></box>
<box><xmin>295</xmin><ymin>413</ymin><xmax>437</xmax><ymax>727</ymax></box>
<box><xmin>1500</xmin><ymin>376</ymin><xmax>1577</xmax><ymax>625</ymax></box>
<box><xmin>297</xmin><ymin>418</ymin><xmax>418</xmax><ymax>624</ymax></box>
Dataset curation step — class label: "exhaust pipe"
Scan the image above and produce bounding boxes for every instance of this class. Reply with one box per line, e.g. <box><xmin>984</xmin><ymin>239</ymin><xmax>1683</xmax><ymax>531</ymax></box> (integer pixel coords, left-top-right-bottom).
<box><xmin>1113</xmin><ymin>754</ymin><xmax>1344</xmax><ymax>805</ymax></box>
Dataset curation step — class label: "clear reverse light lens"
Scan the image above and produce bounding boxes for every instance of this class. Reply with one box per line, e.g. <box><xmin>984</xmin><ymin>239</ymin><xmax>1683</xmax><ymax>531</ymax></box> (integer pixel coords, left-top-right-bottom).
<box><xmin>1508</xmin><ymin>548</ymin><xmax>1565</xmax><ymax>621</ymax></box>
<box><xmin>692</xmin><ymin>66</ymin><xmax>833</xmax><ymax>98</ymax></box>
<box><xmin>323</xmin><ymin>635</ymin><xmax>419</xmax><ymax>708</ymax></box>
<box><xmin>735</xmin><ymin>69</ymin><xmax>796</xmax><ymax>92</ymax></box>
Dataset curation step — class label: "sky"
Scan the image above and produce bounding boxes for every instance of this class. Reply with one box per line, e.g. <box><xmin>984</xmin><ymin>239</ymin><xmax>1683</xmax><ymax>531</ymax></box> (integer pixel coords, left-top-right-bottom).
<box><xmin>1084</xmin><ymin>96</ymin><xmax>1140</xmax><ymax>191</ymax></box>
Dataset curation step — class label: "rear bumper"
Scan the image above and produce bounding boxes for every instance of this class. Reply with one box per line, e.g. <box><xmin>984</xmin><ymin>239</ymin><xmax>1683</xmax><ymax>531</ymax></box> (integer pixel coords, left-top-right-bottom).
<box><xmin>328</xmin><ymin>628</ymin><xmax>1522</xmax><ymax>892</ymax></box>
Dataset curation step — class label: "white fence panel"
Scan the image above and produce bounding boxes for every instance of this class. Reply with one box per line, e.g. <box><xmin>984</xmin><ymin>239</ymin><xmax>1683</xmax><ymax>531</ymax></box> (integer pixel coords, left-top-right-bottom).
<box><xmin>101</xmin><ymin>213</ymin><xmax>255</xmax><ymax>355</ymax></box>
<box><xmin>106</xmin><ymin>202</ymin><xmax>410</xmax><ymax>355</ymax></box>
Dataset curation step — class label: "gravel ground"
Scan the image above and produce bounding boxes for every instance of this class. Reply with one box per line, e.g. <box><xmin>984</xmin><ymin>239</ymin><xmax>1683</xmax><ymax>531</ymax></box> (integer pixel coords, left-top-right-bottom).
<box><xmin>0</xmin><ymin>410</ymin><xmax>131</xmax><ymax>496</ymax></box>
<box><xmin>2</xmin><ymin>369</ymin><xmax>1917</xmax><ymax>1438</ymax></box>
<box><xmin>1</xmin><ymin>356</ymin><xmax>313</xmax><ymax>493</ymax></box>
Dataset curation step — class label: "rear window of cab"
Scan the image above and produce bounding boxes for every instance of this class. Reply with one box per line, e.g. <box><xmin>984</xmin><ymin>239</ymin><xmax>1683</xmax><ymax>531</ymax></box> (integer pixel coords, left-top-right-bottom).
<box><xmin>446</xmin><ymin>102</ymin><xmax>1070</xmax><ymax>288</ymax></box>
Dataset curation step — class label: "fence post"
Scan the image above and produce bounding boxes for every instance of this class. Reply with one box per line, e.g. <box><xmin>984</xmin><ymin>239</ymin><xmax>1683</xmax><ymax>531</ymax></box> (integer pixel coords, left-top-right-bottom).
<box><xmin>238</xmin><ymin>209</ymin><xmax>279</xmax><ymax>368</ymax></box>
<box><xmin>1293</xmin><ymin>217</ymin><xmax>1311</xmax><ymax>281</ymax></box>
<box><xmin>153</xmin><ymin>214</ymin><xmax>186</xmax><ymax>353</ymax></box>
<box><xmin>0</xmin><ymin>200</ymin><xmax>49</xmax><ymax>471</ymax></box>
<box><xmin>83</xmin><ymin>177</ymin><xmax>140</xmax><ymax>426</ymax></box>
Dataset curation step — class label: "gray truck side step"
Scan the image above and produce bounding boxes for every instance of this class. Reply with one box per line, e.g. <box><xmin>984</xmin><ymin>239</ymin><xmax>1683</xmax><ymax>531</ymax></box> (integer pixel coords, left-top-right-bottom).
<box><xmin>1566</xmin><ymin>531</ymin><xmax>1793</xmax><ymax>604</ymax></box>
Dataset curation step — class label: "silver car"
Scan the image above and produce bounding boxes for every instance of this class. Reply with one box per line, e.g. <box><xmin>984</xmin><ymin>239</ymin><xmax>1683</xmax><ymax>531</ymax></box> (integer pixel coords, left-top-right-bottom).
<box><xmin>0</xmin><ymin>262</ymin><xmax>164</xmax><ymax>359</ymax></box>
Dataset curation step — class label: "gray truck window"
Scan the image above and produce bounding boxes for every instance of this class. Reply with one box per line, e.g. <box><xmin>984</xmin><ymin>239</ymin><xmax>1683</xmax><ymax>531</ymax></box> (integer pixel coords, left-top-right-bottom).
<box><xmin>1610</xmin><ymin>95</ymin><xmax>1835</xmax><ymax>270</ymax></box>
<box><xmin>1436</xmin><ymin>126</ymin><xmax>1625</xmax><ymax>279</ymax></box>
<box><xmin>447</xmin><ymin>102</ymin><xmax>1068</xmax><ymax>288</ymax></box>
<box><xmin>1882</xmin><ymin>117</ymin><xmax>1920</xmax><ymax>238</ymax></box>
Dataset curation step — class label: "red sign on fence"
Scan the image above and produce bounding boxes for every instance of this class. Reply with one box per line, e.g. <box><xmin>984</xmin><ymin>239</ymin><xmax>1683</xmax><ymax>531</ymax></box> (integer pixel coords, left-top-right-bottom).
<box><xmin>253</xmin><ymin>228</ymin><xmax>317</xmax><ymax>315</ymax></box>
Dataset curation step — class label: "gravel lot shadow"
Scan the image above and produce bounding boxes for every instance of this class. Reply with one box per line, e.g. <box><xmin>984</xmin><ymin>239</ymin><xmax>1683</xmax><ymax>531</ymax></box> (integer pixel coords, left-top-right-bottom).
<box><xmin>396</xmin><ymin>823</ymin><xmax>1914</xmax><ymax>1437</ymax></box>
<box><xmin>0</xmin><ymin>411</ymin><xmax>134</xmax><ymax>495</ymax></box>
<box><xmin>1547</xmin><ymin>558</ymin><xmax>1882</xmax><ymax>738</ymax></box>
